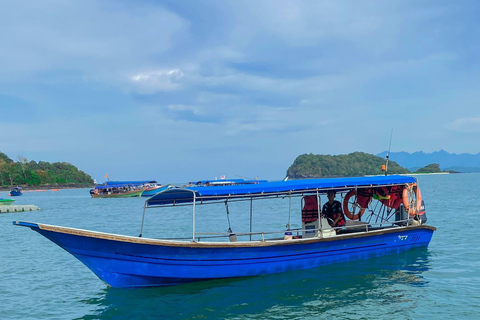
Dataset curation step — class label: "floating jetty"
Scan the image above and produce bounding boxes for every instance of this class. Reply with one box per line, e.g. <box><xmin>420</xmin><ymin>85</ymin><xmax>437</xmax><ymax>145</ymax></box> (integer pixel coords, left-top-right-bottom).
<box><xmin>0</xmin><ymin>205</ymin><xmax>40</xmax><ymax>214</ymax></box>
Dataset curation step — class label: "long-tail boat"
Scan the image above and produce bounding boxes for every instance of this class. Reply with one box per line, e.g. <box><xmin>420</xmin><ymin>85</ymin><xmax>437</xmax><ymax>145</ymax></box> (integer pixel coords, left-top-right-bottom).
<box><xmin>14</xmin><ymin>175</ymin><xmax>434</xmax><ymax>288</ymax></box>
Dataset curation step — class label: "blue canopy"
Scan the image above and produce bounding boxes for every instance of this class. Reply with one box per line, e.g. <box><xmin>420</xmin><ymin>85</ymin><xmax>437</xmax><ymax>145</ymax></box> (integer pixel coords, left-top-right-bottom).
<box><xmin>190</xmin><ymin>179</ymin><xmax>269</xmax><ymax>186</ymax></box>
<box><xmin>104</xmin><ymin>180</ymin><xmax>156</xmax><ymax>186</ymax></box>
<box><xmin>191</xmin><ymin>179</ymin><xmax>246</xmax><ymax>185</ymax></box>
<box><xmin>95</xmin><ymin>184</ymin><xmax>132</xmax><ymax>190</ymax></box>
<box><xmin>146</xmin><ymin>175</ymin><xmax>417</xmax><ymax>207</ymax></box>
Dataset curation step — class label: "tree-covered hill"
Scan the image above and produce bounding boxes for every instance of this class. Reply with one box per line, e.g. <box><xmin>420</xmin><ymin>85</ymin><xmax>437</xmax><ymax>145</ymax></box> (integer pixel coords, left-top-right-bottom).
<box><xmin>0</xmin><ymin>152</ymin><xmax>93</xmax><ymax>187</ymax></box>
<box><xmin>415</xmin><ymin>163</ymin><xmax>442</xmax><ymax>173</ymax></box>
<box><xmin>286</xmin><ymin>152</ymin><xmax>410</xmax><ymax>178</ymax></box>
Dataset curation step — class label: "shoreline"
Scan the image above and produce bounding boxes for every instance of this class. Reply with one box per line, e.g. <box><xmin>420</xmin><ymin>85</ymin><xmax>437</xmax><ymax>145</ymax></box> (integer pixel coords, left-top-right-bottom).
<box><xmin>0</xmin><ymin>184</ymin><xmax>93</xmax><ymax>192</ymax></box>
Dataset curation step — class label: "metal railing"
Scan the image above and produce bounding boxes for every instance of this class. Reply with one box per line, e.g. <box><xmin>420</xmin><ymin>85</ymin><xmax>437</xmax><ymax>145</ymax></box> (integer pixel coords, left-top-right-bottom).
<box><xmin>153</xmin><ymin>219</ymin><xmax>421</xmax><ymax>242</ymax></box>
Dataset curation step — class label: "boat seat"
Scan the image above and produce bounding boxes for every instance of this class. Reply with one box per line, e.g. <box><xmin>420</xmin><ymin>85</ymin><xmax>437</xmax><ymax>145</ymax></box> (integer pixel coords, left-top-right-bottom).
<box><xmin>301</xmin><ymin>195</ymin><xmax>319</xmax><ymax>222</ymax></box>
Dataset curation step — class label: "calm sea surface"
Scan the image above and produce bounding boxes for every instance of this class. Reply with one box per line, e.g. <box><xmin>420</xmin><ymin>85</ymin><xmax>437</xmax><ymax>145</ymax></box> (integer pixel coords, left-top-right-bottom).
<box><xmin>1</xmin><ymin>174</ymin><xmax>479</xmax><ymax>319</ymax></box>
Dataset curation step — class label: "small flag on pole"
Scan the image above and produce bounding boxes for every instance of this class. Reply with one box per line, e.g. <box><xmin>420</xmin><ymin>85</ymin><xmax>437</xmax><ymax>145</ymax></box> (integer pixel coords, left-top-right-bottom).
<box><xmin>220</xmin><ymin>175</ymin><xmax>226</xmax><ymax>180</ymax></box>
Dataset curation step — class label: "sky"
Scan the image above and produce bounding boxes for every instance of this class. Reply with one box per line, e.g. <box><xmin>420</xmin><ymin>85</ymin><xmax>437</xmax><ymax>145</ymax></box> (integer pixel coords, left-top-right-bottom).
<box><xmin>1</xmin><ymin>0</ymin><xmax>480</xmax><ymax>183</ymax></box>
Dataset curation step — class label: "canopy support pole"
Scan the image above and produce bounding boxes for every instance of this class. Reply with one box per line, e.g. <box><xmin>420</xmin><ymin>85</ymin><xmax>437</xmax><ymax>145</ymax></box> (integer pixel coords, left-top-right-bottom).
<box><xmin>286</xmin><ymin>192</ymin><xmax>291</xmax><ymax>230</ymax></box>
<box><xmin>192</xmin><ymin>192</ymin><xmax>196</xmax><ymax>242</ymax></box>
<box><xmin>356</xmin><ymin>187</ymin><xmax>361</xmax><ymax>222</ymax></box>
<box><xmin>316</xmin><ymin>190</ymin><xmax>322</xmax><ymax>237</ymax></box>
<box><xmin>139</xmin><ymin>202</ymin><xmax>147</xmax><ymax>237</ymax></box>
<box><xmin>249</xmin><ymin>197</ymin><xmax>253</xmax><ymax>241</ymax></box>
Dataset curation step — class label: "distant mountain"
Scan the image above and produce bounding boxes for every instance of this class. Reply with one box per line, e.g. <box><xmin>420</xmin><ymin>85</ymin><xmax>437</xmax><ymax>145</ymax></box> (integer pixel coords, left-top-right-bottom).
<box><xmin>376</xmin><ymin>150</ymin><xmax>480</xmax><ymax>173</ymax></box>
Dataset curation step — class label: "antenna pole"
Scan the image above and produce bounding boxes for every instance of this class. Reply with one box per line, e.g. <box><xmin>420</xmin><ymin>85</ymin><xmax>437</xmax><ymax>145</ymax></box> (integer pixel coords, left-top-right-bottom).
<box><xmin>384</xmin><ymin>129</ymin><xmax>393</xmax><ymax>176</ymax></box>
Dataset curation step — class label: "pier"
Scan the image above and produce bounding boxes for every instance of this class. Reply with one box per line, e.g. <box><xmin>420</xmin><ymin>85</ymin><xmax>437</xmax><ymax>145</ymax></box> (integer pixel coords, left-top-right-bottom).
<box><xmin>0</xmin><ymin>205</ymin><xmax>41</xmax><ymax>214</ymax></box>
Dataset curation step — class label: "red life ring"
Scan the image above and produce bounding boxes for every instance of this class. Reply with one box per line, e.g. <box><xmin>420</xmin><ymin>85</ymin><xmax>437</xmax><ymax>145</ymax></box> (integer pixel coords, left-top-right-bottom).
<box><xmin>402</xmin><ymin>184</ymin><xmax>422</xmax><ymax>216</ymax></box>
<box><xmin>343</xmin><ymin>190</ymin><xmax>366</xmax><ymax>220</ymax></box>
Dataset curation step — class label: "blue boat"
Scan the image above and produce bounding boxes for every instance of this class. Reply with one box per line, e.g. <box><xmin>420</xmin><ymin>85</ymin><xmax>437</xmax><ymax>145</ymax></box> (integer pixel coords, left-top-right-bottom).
<box><xmin>104</xmin><ymin>180</ymin><xmax>157</xmax><ymax>186</ymax></box>
<box><xmin>9</xmin><ymin>187</ymin><xmax>22</xmax><ymax>196</ymax></box>
<box><xmin>13</xmin><ymin>175</ymin><xmax>435</xmax><ymax>288</ymax></box>
<box><xmin>188</xmin><ymin>178</ymin><xmax>268</xmax><ymax>187</ymax></box>
<box><xmin>89</xmin><ymin>184</ymin><xmax>144</xmax><ymax>198</ymax></box>
<box><xmin>90</xmin><ymin>180</ymin><xmax>161</xmax><ymax>198</ymax></box>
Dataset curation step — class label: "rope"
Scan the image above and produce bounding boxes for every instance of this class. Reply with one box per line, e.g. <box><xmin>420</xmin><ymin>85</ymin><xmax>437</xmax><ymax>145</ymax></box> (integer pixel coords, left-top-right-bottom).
<box><xmin>225</xmin><ymin>200</ymin><xmax>233</xmax><ymax>233</ymax></box>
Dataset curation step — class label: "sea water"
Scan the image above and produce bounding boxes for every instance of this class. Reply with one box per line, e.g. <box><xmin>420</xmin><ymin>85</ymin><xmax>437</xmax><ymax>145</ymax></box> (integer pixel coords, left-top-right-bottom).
<box><xmin>0</xmin><ymin>174</ymin><xmax>479</xmax><ymax>319</ymax></box>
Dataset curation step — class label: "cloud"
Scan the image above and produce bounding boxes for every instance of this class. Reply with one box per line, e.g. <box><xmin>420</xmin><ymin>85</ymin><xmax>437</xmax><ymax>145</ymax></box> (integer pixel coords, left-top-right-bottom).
<box><xmin>131</xmin><ymin>69</ymin><xmax>184</xmax><ymax>93</ymax></box>
<box><xmin>2</xmin><ymin>0</ymin><xmax>480</xmax><ymax>182</ymax></box>
<box><xmin>0</xmin><ymin>1</ymin><xmax>188</xmax><ymax>83</ymax></box>
<box><xmin>448</xmin><ymin>118</ymin><xmax>480</xmax><ymax>133</ymax></box>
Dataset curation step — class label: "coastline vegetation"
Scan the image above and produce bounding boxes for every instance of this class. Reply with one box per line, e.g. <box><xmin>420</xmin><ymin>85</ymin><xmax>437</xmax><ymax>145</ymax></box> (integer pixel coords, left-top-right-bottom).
<box><xmin>0</xmin><ymin>152</ymin><xmax>93</xmax><ymax>188</ymax></box>
<box><xmin>287</xmin><ymin>152</ymin><xmax>410</xmax><ymax>178</ymax></box>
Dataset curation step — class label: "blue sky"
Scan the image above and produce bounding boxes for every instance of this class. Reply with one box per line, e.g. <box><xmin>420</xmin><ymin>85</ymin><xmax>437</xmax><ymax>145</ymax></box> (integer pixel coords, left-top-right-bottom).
<box><xmin>1</xmin><ymin>0</ymin><xmax>480</xmax><ymax>183</ymax></box>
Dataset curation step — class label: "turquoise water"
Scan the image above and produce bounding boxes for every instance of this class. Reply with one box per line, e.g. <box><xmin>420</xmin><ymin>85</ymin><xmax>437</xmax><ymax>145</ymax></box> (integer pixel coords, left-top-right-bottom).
<box><xmin>1</xmin><ymin>174</ymin><xmax>479</xmax><ymax>319</ymax></box>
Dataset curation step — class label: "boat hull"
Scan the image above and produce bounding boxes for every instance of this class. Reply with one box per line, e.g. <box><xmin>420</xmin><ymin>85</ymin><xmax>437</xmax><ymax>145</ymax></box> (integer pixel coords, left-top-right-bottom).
<box><xmin>0</xmin><ymin>199</ymin><xmax>15</xmax><ymax>206</ymax></box>
<box><xmin>14</xmin><ymin>221</ymin><xmax>435</xmax><ymax>288</ymax></box>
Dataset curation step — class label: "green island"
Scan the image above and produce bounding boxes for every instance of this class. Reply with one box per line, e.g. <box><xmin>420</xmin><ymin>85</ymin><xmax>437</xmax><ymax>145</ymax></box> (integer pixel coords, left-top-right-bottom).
<box><xmin>0</xmin><ymin>152</ymin><xmax>93</xmax><ymax>189</ymax></box>
<box><xmin>286</xmin><ymin>152</ymin><xmax>449</xmax><ymax>178</ymax></box>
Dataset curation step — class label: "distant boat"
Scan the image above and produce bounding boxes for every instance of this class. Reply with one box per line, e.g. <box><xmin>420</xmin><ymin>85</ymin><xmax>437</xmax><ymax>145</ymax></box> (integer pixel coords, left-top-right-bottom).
<box><xmin>0</xmin><ymin>198</ymin><xmax>15</xmax><ymax>206</ymax></box>
<box><xmin>104</xmin><ymin>180</ymin><xmax>157</xmax><ymax>187</ymax></box>
<box><xmin>141</xmin><ymin>184</ymin><xmax>170</xmax><ymax>197</ymax></box>
<box><xmin>89</xmin><ymin>185</ymin><xmax>143</xmax><ymax>198</ymax></box>
<box><xmin>187</xmin><ymin>178</ymin><xmax>268</xmax><ymax>187</ymax></box>
<box><xmin>90</xmin><ymin>180</ymin><xmax>162</xmax><ymax>198</ymax></box>
<box><xmin>9</xmin><ymin>187</ymin><xmax>22</xmax><ymax>196</ymax></box>
<box><xmin>15</xmin><ymin>175</ymin><xmax>435</xmax><ymax>288</ymax></box>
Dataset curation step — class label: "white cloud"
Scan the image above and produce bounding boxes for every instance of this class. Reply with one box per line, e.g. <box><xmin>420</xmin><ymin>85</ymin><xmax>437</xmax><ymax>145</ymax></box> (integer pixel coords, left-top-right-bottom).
<box><xmin>0</xmin><ymin>1</ymin><xmax>188</xmax><ymax>82</ymax></box>
<box><xmin>2</xmin><ymin>0</ymin><xmax>480</xmax><ymax>182</ymax></box>
<box><xmin>131</xmin><ymin>69</ymin><xmax>184</xmax><ymax>93</ymax></box>
<box><xmin>448</xmin><ymin>118</ymin><xmax>480</xmax><ymax>133</ymax></box>
<box><xmin>167</xmin><ymin>104</ymin><xmax>202</xmax><ymax>114</ymax></box>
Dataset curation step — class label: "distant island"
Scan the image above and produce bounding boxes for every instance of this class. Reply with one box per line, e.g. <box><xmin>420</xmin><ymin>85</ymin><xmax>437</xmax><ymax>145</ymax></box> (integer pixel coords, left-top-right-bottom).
<box><xmin>0</xmin><ymin>151</ymin><xmax>93</xmax><ymax>189</ymax></box>
<box><xmin>376</xmin><ymin>150</ymin><xmax>480</xmax><ymax>173</ymax></box>
<box><xmin>286</xmin><ymin>152</ymin><xmax>451</xmax><ymax>178</ymax></box>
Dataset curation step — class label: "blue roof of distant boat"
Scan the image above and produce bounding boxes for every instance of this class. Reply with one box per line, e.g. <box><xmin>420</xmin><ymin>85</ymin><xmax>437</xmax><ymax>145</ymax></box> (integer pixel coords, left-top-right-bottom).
<box><xmin>95</xmin><ymin>184</ymin><xmax>133</xmax><ymax>190</ymax></box>
<box><xmin>146</xmin><ymin>175</ymin><xmax>417</xmax><ymax>207</ymax></box>
<box><xmin>241</xmin><ymin>179</ymin><xmax>269</xmax><ymax>184</ymax></box>
<box><xmin>192</xmin><ymin>179</ymin><xmax>246</xmax><ymax>184</ymax></box>
<box><xmin>189</xmin><ymin>179</ymin><xmax>269</xmax><ymax>186</ymax></box>
<box><xmin>104</xmin><ymin>180</ymin><xmax>156</xmax><ymax>186</ymax></box>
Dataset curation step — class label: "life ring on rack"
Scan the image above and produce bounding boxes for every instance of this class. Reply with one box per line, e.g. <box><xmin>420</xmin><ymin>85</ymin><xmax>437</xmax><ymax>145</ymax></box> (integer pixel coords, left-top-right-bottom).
<box><xmin>343</xmin><ymin>190</ymin><xmax>366</xmax><ymax>220</ymax></box>
<box><xmin>402</xmin><ymin>184</ymin><xmax>422</xmax><ymax>216</ymax></box>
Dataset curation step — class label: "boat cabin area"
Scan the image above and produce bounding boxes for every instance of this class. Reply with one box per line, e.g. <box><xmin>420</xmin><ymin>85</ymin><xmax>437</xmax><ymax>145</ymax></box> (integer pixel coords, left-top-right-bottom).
<box><xmin>89</xmin><ymin>180</ymin><xmax>159</xmax><ymax>197</ymax></box>
<box><xmin>142</xmin><ymin>175</ymin><xmax>427</xmax><ymax>243</ymax></box>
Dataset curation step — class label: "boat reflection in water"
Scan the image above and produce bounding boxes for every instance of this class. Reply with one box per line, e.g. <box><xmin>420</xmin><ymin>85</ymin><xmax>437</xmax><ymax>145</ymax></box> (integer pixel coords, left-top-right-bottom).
<box><xmin>14</xmin><ymin>175</ymin><xmax>435</xmax><ymax>288</ymax></box>
<box><xmin>82</xmin><ymin>248</ymin><xmax>432</xmax><ymax>319</ymax></box>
